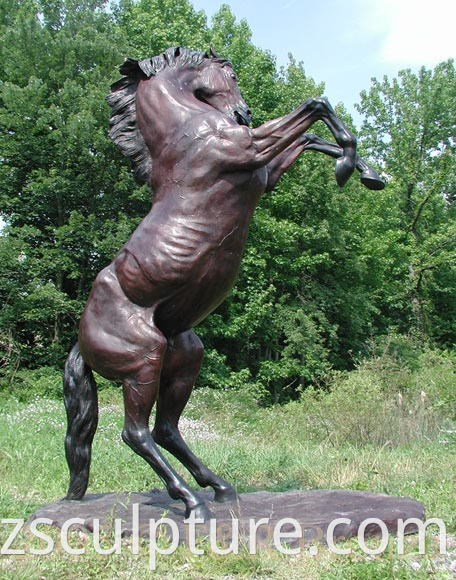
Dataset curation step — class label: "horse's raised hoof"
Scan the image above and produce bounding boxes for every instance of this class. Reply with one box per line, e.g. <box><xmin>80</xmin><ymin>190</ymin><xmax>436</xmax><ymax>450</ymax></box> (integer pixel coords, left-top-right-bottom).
<box><xmin>213</xmin><ymin>483</ymin><xmax>238</xmax><ymax>503</ymax></box>
<box><xmin>185</xmin><ymin>501</ymin><xmax>213</xmax><ymax>521</ymax></box>
<box><xmin>360</xmin><ymin>168</ymin><xmax>385</xmax><ymax>190</ymax></box>
<box><xmin>335</xmin><ymin>156</ymin><xmax>355</xmax><ymax>187</ymax></box>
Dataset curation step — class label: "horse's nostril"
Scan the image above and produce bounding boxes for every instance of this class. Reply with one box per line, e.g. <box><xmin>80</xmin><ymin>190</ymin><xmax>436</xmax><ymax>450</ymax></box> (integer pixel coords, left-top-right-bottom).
<box><xmin>234</xmin><ymin>110</ymin><xmax>250</xmax><ymax>126</ymax></box>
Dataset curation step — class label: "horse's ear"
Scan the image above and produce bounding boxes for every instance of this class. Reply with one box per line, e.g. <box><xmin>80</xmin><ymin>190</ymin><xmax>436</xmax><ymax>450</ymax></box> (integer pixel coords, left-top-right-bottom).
<box><xmin>119</xmin><ymin>58</ymin><xmax>142</xmax><ymax>77</ymax></box>
<box><xmin>119</xmin><ymin>57</ymin><xmax>154</xmax><ymax>78</ymax></box>
<box><xmin>209</xmin><ymin>45</ymin><xmax>221</xmax><ymax>59</ymax></box>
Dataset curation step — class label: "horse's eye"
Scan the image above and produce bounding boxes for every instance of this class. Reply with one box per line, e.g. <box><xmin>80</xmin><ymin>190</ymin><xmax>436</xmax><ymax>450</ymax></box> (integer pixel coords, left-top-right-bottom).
<box><xmin>195</xmin><ymin>88</ymin><xmax>213</xmax><ymax>103</ymax></box>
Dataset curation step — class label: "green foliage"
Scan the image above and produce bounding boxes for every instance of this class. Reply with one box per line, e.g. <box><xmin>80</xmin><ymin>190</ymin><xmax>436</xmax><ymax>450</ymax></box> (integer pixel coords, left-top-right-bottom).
<box><xmin>0</xmin><ymin>0</ymin><xmax>143</xmax><ymax>368</ymax></box>
<box><xmin>409</xmin><ymin>348</ymin><xmax>456</xmax><ymax>419</ymax></box>
<box><xmin>357</xmin><ymin>60</ymin><xmax>456</xmax><ymax>344</ymax></box>
<box><xmin>1</xmin><ymin>6</ymin><xmax>455</xmax><ymax>577</ymax></box>
<box><xmin>300</xmin><ymin>336</ymin><xmax>456</xmax><ymax>446</ymax></box>
<box><xmin>0</xmin><ymin>1</ymin><xmax>455</xmax><ymax>404</ymax></box>
<box><xmin>0</xmin><ymin>365</ymin><xmax>62</xmax><ymax>400</ymax></box>
<box><xmin>114</xmin><ymin>0</ymin><xmax>209</xmax><ymax>56</ymax></box>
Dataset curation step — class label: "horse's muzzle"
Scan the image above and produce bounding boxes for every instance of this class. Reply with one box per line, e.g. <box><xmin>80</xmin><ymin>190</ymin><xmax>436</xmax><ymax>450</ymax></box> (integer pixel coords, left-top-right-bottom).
<box><xmin>234</xmin><ymin>105</ymin><xmax>252</xmax><ymax>127</ymax></box>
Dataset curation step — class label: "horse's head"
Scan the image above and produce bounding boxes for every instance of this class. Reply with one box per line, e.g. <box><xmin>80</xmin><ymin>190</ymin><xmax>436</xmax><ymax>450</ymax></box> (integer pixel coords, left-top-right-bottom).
<box><xmin>191</xmin><ymin>56</ymin><xmax>252</xmax><ymax>127</ymax></box>
<box><xmin>107</xmin><ymin>47</ymin><xmax>252</xmax><ymax>184</ymax></box>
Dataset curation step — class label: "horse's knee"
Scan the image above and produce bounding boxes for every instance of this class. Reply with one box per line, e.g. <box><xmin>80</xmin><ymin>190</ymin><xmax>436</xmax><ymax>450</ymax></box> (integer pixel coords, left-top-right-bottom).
<box><xmin>303</xmin><ymin>96</ymin><xmax>331</xmax><ymax>114</ymax></box>
<box><xmin>313</xmin><ymin>96</ymin><xmax>330</xmax><ymax>108</ymax></box>
<box><xmin>174</xmin><ymin>329</ymin><xmax>203</xmax><ymax>355</ymax></box>
<box><xmin>338</xmin><ymin>131</ymin><xmax>357</xmax><ymax>149</ymax></box>
<box><xmin>187</xmin><ymin>333</ymin><xmax>204</xmax><ymax>366</ymax></box>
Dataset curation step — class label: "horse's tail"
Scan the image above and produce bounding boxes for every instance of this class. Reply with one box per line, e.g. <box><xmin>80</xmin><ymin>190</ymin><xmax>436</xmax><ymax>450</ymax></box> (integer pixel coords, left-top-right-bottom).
<box><xmin>63</xmin><ymin>342</ymin><xmax>98</xmax><ymax>500</ymax></box>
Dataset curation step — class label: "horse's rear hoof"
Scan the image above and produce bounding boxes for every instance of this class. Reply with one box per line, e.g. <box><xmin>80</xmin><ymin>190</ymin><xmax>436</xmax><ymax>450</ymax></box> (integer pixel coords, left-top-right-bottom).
<box><xmin>214</xmin><ymin>483</ymin><xmax>238</xmax><ymax>503</ymax></box>
<box><xmin>360</xmin><ymin>168</ymin><xmax>385</xmax><ymax>190</ymax></box>
<box><xmin>185</xmin><ymin>501</ymin><xmax>213</xmax><ymax>521</ymax></box>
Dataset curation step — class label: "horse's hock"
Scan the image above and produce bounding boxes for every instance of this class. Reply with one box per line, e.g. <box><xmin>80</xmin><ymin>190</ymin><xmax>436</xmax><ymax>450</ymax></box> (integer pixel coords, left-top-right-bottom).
<box><xmin>59</xmin><ymin>46</ymin><xmax>390</xmax><ymax>520</ymax></box>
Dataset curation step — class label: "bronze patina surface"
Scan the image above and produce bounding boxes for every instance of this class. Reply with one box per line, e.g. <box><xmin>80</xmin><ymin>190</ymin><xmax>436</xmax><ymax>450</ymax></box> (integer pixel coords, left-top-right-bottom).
<box><xmin>63</xmin><ymin>47</ymin><xmax>384</xmax><ymax>519</ymax></box>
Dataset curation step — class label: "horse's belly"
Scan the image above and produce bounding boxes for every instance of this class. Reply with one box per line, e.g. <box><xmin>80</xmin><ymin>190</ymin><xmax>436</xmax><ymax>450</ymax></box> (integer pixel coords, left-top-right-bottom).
<box><xmin>116</xmin><ymin>219</ymin><xmax>246</xmax><ymax>309</ymax></box>
<box><xmin>115</xmin><ymin>235</ymin><xmax>243</xmax><ymax>334</ymax></box>
<box><xmin>154</xmin><ymin>250</ymin><xmax>242</xmax><ymax>334</ymax></box>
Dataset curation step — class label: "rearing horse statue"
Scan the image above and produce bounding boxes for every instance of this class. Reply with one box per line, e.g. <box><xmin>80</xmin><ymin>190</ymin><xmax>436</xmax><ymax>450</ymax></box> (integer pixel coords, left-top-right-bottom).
<box><xmin>64</xmin><ymin>47</ymin><xmax>384</xmax><ymax>519</ymax></box>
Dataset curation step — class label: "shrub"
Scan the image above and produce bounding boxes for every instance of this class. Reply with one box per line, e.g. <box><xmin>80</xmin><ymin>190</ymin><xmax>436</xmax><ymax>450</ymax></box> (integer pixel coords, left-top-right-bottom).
<box><xmin>297</xmin><ymin>335</ymin><xmax>455</xmax><ymax>446</ymax></box>
<box><xmin>1</xmin><ymin>366</ymin><xmax>63</xmax><ymax>401</ymax></box>
<box><xmin>0</xmin><ymin>365</ymin><xmax>120</xmax><ymax>403</ymax></box>
<box><xmin>410</xmin><ymin>348</ymin><xmax>456</xmax><ymax>419</ymax></box>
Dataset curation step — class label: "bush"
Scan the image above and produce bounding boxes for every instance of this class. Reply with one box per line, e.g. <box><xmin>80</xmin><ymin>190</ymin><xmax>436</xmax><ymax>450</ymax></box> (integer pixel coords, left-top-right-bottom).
<box><xmin>196</xmin><ymin>348</ymin><xmax>267</xmax><ymax>402</ymax></box>
<box><xmin>0</xmin><ymin>365</ymin><xmax>120</xmax><ymax>403</ymax></box>
<box><xmin>296</xmin><ymin>335</ymin><xmax>455</xmax><ymax>446</ymax></box>
<box><xmin>1</xmin><ymin>366</ymin><xmax>63</xmax><ymax>401</ymax></box>
<box><xmin>410</xmin><ymin>348</ymin><xmax>456</xmax><ymax>419</ymax></box>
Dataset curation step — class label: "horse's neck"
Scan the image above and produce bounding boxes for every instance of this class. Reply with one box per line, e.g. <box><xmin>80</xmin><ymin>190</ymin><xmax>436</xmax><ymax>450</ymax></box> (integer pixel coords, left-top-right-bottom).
<box><xmin>138</xmin><ymin>71</ymin><xmax>201</xmax><ymax>153</ymax></box>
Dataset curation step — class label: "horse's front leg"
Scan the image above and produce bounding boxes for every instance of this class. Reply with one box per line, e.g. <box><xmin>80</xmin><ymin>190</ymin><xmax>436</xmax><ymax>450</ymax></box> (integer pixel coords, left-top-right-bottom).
<box><xmin>265</xmin><ymin>134</ymin><xmax>385</xmax><ymax>192</ymax></box>
<box><xmin>300</xmin><ymin>134</ymin><xmax>385</xmax><ymax>190</ymax></box>
<box><xmin>152</xmin><ymin>330</ymin><xmax>237</xmax><ymax>504</ymax></box>
<box><xmin>251</xmin><ymin>97</ymin><xmax>357</xmax><ymax>186</ymax></box>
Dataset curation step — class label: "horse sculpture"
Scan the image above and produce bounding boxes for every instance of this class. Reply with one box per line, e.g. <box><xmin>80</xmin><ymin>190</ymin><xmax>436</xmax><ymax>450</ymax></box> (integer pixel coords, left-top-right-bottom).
<box><xmin>64</xmin><ymin>46</ymin><xmax>384</xmax><ymax>519</ymax></box>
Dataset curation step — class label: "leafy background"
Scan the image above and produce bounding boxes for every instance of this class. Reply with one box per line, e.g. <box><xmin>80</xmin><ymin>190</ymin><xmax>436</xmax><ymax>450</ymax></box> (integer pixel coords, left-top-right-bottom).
<box><xmin>1</xmin><ymin>0</ymin><xmax>455</xmax><ymax>404</ymax></box>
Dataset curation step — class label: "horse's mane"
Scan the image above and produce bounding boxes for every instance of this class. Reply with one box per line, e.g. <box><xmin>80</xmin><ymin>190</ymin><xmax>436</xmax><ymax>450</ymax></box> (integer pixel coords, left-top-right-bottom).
<box><xmin>106</xmin><ymin>46</ymin><xmax>229</xmax><ymax>185</ymax></box>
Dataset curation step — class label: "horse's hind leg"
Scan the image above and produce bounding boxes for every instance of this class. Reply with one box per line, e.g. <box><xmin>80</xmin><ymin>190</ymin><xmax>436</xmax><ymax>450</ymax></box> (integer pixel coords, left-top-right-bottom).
<box><xmin>152</xmin><ymin>329</ymin><xmax>237</xmax><ymax>503</ymax></box>
<box><xmin>121</xmin><ymin>327</ymin><xmax>212</xmax><ymax>519</ymax></box>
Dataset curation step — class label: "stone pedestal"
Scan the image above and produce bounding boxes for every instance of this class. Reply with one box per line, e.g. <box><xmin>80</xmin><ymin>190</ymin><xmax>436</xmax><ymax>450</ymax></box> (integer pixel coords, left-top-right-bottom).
<box><xmin>28</xmin><ymin>489</ymin><xmax>425</xmax><ymax>549</ymax></box>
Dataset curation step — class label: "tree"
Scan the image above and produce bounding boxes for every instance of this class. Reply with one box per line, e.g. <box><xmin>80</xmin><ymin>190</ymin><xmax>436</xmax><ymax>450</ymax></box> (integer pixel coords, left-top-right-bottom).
<box><xmin>356</xmin><ymin>60</ymin><xmax>456</xmax><ymax>344</ymax></box>
<box><xmin>0</xmin><ymin>0</ymin><xmax>217</xmax><ymax>369</ymax></box>
<box><xmin>4</xmin><ymin>0</ymin><xmax>452</xmax><ymax>402</ymax></box>
<box><xmin>113</xmin><ymin>0</ymin><xmax>209</xmax><ymax>57</ymax></box>
<box><xmin>0</xmin><ymin>0</ymin><xmax>134</xmax><ymax>366</ymax></box>
<box><xmin>198</xmin><ymin>10</ymin><xmax>381</xmax><ymax>400</ymax></box>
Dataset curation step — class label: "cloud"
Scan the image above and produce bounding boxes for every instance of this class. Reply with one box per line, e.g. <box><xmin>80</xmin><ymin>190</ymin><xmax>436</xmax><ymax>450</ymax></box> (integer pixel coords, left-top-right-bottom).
<box><xmin>361</xmin><ymin>0</ymin><xmax>456</xmax><ymax>67</ymax></box>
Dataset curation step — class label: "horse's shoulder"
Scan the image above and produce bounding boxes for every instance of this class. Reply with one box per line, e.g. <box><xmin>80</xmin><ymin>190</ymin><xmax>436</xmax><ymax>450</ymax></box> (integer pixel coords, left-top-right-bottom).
<box><xmin>188</xmin><ymin>112</ymin><xmax>252</xmax><ymax>148</ymax></box>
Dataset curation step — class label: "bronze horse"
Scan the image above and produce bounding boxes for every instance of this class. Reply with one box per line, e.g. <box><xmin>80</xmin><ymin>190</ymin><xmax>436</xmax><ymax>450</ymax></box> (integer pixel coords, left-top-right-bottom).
<box><xmin>64</xmin><ymin>47</ymin><xmax>384</xmax><ymax>519</ymax></box>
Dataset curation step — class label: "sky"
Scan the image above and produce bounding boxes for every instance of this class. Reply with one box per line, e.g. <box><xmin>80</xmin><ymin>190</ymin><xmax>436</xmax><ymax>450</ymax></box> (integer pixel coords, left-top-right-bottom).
<box><xmin>191</xmin><ymin>0</ymin><xmax>456</xmax><ymax>125</ymax></box>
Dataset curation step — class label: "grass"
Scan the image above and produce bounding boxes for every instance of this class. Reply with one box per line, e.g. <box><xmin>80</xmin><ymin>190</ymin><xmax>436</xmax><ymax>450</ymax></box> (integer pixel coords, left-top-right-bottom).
<box><xmin>0</xmin><ymin>350</ymin><xmax>455</xmax><ymax>579</ymax></box>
